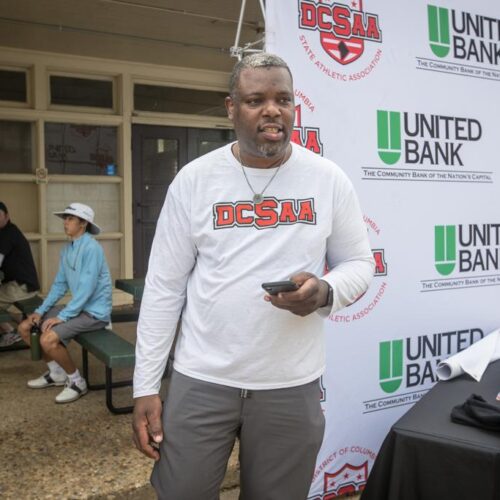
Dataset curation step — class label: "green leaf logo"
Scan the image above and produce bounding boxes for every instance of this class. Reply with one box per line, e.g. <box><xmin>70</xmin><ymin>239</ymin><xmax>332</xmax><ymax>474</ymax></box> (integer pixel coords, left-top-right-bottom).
<box><xmin>379</xmin><ymin>340</ymin><xmax>403</xmax><ymax>393</ymax></box>
<box><xmin>435</xmin><ymin>225</ymin><xmax>456</xmax><ymax>276</ymax></box>
<box><xmin>428</xmin><ymin>5</ymin><xmax>450</xmax><ymax>58</ymax></box>
<box><xmin>377</xmin><ymin>110</ymin><xmax>401</xmax><ymax>165</ymax></box>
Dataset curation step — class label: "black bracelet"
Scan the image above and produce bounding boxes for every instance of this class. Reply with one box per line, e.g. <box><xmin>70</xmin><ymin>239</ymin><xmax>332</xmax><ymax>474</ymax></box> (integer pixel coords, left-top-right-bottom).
<box><xmin>321</xmin><ymin>281</ymin><xmax>334</xmax><ymax>307</ymax></box>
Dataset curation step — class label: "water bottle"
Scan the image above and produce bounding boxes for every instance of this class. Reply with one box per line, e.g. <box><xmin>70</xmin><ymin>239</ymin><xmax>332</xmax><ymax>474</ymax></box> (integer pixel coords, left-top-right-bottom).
<box><xmin>30</xmin><ymin>322</ymin><xmax>42</xmax><ymax>361</ymax></box>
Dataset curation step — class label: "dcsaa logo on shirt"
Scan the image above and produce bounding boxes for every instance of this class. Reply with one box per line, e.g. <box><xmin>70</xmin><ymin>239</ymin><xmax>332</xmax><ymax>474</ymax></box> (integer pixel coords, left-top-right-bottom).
<box><xmin>213</xmin><ymin>198</ymin><xmax>317</xmax><ymax>230</ymax></box>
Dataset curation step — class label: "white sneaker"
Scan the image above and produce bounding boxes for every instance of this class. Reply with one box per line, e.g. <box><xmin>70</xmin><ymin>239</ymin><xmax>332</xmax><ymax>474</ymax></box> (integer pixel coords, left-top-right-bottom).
<box><xmin>55</xmin><ymin>379</ymin><xmax>88</xmax><ymax>404</ymax></box>
<box><xmin>27</xmin><ymin>371</ymin><xmax>67</xmax><ymax>389</ymax></box>
<box><xmin>0</xmin><ymin>331</ymin><xmax>22</xmax><ymax>347</ymax></box>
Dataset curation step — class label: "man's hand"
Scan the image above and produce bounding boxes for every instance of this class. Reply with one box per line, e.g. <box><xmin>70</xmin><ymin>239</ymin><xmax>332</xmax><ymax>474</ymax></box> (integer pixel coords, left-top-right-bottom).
<box><xmin>264</xmin><ymin>272</ymin><xmax>329</xmax><ymax>317</ymax></box>
<box><xmin>27</xmin><ymin>312</ymin><xmax>42</xmax><ymax>327</ymax></box>
<box><xmin>41</xmin><ymin>316</ymin><xmax>63</xmax><ymax>333</ymax></box>
<box><xmin>132</xmin><ymin>395</ymin><xmax>163</xmax><ymax>461</ymax></box>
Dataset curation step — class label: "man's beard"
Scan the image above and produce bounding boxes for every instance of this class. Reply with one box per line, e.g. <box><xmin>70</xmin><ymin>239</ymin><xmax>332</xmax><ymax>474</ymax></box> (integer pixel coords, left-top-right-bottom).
<box><xmin>257</xmin><ymin>139</ymin><xmax>288</xmax><ymax>158</ymax></box>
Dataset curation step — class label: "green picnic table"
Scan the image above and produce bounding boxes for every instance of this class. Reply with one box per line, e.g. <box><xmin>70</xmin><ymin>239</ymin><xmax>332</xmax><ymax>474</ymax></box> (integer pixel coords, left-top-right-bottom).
<box><xmin>112</xmin><ymin>278</ymin><xmax>145</xmax><ymax>323</ymax></box>
<box><xmin>115</xmin><ymin>278</ymin><xmax>145</xmax><ymax>301</ymax></box>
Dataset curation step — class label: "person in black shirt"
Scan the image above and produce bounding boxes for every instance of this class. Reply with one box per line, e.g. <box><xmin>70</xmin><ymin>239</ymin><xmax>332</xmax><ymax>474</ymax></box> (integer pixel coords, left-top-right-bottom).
<box><xmin>0</xmin><ymin>201</ymin><xmax>40</xmax><ymax>346</ymax></box>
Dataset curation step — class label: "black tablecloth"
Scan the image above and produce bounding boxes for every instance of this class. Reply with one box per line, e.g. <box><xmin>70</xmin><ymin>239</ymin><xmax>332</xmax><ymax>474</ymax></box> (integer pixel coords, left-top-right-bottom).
<box><xmin>362</xmin><ymin>360</ymin><xmax>500</xmax><ymax>500</ymax></box>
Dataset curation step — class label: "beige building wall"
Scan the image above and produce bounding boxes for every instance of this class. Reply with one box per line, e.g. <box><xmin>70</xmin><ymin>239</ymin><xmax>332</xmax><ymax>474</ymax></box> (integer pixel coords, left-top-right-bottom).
<box><xmin>0</xmin><ymin>46</ymin><xmax>232</xmax><ymax>302</ymax></box>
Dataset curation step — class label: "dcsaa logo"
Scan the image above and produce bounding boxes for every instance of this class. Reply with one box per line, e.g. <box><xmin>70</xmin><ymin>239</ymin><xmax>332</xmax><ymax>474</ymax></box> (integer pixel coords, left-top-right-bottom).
<box><xmin>299</xmin><ymin>0</ymin><xmax>382</xmax><ymax>65</ymax></box>
<box><xmin>291</xmin><ymin>104</ymin><xmax>323</xmax><ymax>155</ymax></box>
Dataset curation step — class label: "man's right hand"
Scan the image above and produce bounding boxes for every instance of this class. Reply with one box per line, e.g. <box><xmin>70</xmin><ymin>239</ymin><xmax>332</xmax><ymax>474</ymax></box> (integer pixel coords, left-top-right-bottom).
<box><xmin>27</xmin><ymin>312</ymin><xmax>42</xmax><ymax>325</ymax></box>
<box><xmin>132</xmin><ymin>394</ymin><xmax>163</xmax><ymax>461</ymax></box>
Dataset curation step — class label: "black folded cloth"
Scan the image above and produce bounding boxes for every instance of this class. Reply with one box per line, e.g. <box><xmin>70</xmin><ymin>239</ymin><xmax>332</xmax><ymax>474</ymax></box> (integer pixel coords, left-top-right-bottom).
<box><xmin>451</xmin><ymin>394</ymin><xmax>500</xmax><ymax>431</ymax></box>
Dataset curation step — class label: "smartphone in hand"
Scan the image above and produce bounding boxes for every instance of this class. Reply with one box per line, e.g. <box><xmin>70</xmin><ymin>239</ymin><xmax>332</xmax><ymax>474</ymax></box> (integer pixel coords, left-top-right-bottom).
<box><xmin>262</xmin><ymin>280</ymin><xmax>299</xmax><ymax>295</ymax></box>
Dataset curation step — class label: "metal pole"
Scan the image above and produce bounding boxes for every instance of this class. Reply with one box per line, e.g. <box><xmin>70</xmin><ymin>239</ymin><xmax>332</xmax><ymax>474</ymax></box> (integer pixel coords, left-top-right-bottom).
<box><xmin>230</xmin><ymin>0</ymin><xmax>248</xmax><ymax>59</ymax></box>
<box><xmin>259</xmin><ymin>0</ymin><xmax>266</xmax><ymax>21</ymax></box>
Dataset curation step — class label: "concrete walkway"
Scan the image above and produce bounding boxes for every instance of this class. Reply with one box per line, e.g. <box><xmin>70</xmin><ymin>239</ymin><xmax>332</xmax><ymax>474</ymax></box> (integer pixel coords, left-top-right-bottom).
<box><xmin>0</xmin><ymin>321</ymin><xmax>239</xmax><ymax>499</ymax></box>
<box><xmin>0</xmin><ymin>320</ymin><xmax>359</xmax><ymax>500</ymax></box>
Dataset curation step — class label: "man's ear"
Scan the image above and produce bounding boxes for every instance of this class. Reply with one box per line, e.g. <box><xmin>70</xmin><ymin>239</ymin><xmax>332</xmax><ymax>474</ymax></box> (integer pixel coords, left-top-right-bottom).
<box><xmin>225</xmin><ymin>96</ymin><xmax>234</xmax><ymax>121</ymax></box>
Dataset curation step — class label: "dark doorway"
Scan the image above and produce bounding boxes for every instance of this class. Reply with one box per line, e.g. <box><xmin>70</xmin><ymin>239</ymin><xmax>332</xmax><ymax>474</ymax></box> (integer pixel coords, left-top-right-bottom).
<box><xmin>132</xmin><ymin>125</ymin><xmax>235</xmax><ymax>277</ymax></box>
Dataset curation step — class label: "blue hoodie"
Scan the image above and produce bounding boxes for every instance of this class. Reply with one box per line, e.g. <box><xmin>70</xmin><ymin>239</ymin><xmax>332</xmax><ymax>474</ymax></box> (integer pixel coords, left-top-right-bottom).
<box><xmin>36</xmin><ymin>232</ymin><xmax>112</xmax><ymax>322</ymax></box>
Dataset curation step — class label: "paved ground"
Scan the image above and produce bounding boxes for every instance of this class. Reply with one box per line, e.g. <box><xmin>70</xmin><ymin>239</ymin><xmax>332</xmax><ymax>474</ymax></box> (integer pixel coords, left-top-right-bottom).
<box><xmin>0</xmin><ymin>321</ymin><xmax>239</xmax><ymax>499</ymax></box>
<box><xmin>112</xmin><ymin>484</ymin><xmax>240</xmax><ymax>499</ymax></box>
<box><xmin>0</xmin><ymin>320</ymin><xmax>359</xmax><ymax>500</ymax></box>
<box><xmin>114</xmin><ymin>485</ymin><xmax>360</xmax><ymax>500</ymax></box>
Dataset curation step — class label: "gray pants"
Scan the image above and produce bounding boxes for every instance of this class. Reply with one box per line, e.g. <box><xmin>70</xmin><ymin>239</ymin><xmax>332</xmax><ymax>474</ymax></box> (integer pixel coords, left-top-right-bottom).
<box><xmin>151</xmin><ymin>370</ymin><xmax>325</xmax><ymax>500</ymax></box>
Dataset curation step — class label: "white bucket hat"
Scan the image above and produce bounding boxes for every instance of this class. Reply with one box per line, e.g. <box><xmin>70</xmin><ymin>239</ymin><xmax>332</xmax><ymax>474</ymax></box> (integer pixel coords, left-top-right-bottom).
<box><xmin>53</xmin><ymin>203</ymin><xmax>101</xmax><ymax>235</ymax></box>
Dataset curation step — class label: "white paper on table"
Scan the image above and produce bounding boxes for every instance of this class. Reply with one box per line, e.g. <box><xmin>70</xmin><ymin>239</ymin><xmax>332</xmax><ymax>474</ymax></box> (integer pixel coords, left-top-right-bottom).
<box><xmin>436</xmin><ymin>329</ymin><xmax>500</xmax><ymax>381</ymax></box>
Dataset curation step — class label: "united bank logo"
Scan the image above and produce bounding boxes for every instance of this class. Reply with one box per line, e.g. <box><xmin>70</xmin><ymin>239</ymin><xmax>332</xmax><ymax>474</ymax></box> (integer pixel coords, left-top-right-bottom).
<box><xmin>376</xmin><ymin>109</ymin><xmax>481</xmax><ymax>167</ymax></box>
<box><xmin>378</xmin><ymin>330</ymin><xmax>483</xmax><ymax>395</ymax></box>
<box><xmin>297</xmin><ymin>1</ymin><xmax>383</xmax><ymax>81</ymax></box>
<box><xmin>379</xmin><ymin>339</ymin><xmax>403</xmax><ymax>393</ymax></box>
<box><xmin>377</xmin><ymin>110</ymin><xmax>400</xmax><ymax>165</ymax></box>
<box><xmin>422</xmin><ymin>223</ymin><xmax>500</xmax><ymax>292</ymax></box>
<box><xmin>361</xmin><ymin>109</ymin><xmax>493</xmax><ymax>184</ymax></box>
<box><xmin>416</xmin><ymin>5</ymin><xmax>500</xmax><ymax>81</ymax></box>
<box><xmin>363</xmin><ymin>328</ymin><xmax>484</xmax><ymax>413</ymax></box>
<box><xmin>434</xmin><ymin>225</ymin><xmax>455</xmax><ymax>276</ymax></box>
<box><xmin>427</xmin><ymin>5</ymin><xmax>500</xmax><ymax>65</ymax></box>
<box><xmin>435</xmin><ymin>222</ymin><xmax>500</xmax><ymax>276</ymax></box>
<box><xmin>427</xmin><ymin>5</ymin><xmax>450</xmax><ymax>58</ymax></box>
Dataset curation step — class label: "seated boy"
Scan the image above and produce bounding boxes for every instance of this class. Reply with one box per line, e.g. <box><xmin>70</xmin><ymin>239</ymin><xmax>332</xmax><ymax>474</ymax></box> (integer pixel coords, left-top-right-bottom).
<box><xmin>18</xmin><ymin>203</ymin><xmax>112</xmax><ymax>403</ymax></box>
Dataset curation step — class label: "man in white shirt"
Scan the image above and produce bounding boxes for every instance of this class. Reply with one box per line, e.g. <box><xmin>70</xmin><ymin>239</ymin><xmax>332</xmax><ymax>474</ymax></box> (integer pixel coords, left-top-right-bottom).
<box><xmin>132</xmin><ymin>53</ymin><xmax>374</xmax><ymax>500</ymax></box>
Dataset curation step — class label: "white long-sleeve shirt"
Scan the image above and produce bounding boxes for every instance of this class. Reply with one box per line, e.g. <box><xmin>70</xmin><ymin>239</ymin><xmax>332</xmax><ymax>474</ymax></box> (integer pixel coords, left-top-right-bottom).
<box><xmin>133</xmin><ymin>143</ymin><xmax>374</xmax><ymax>397</ymax></box>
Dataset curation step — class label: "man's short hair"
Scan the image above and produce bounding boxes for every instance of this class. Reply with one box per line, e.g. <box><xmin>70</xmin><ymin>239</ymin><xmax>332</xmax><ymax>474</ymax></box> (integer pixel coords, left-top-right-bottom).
<box><xmin>228</xmin><ymin>52</ymin><xmax>293</xmax><ymax>98</ymax></box>
<box><xmin>0</xmin><ymin>201</ymin><xmax>8</xmax><ymax>214</ymax></box>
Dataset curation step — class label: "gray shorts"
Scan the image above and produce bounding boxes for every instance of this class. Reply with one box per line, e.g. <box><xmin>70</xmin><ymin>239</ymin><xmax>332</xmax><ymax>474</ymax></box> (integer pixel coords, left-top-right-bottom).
<box><xmin>151</xmin><ymin>370</ymin><xmax>325</xmax><ymax>500</ymax></box>
<box><xmin>42</xmin><ymin>306</ymin><xmax>108</xmax><ymax>345</ymax></box>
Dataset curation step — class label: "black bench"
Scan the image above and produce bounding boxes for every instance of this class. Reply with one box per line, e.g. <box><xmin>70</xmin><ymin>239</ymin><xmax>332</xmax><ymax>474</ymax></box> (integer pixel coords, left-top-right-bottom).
<box><xmin>75</xmin><ymin>328</ymin><xmax>135</xmax><ymax>414</ymax></box>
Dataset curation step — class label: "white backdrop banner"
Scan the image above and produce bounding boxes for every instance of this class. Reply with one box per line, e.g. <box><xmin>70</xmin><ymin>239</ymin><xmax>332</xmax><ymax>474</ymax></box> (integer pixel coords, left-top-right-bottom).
<box><xmin>266</xmin><ymin>1</ymin><xmax>500</xmax><ymax>497</ymax></box>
